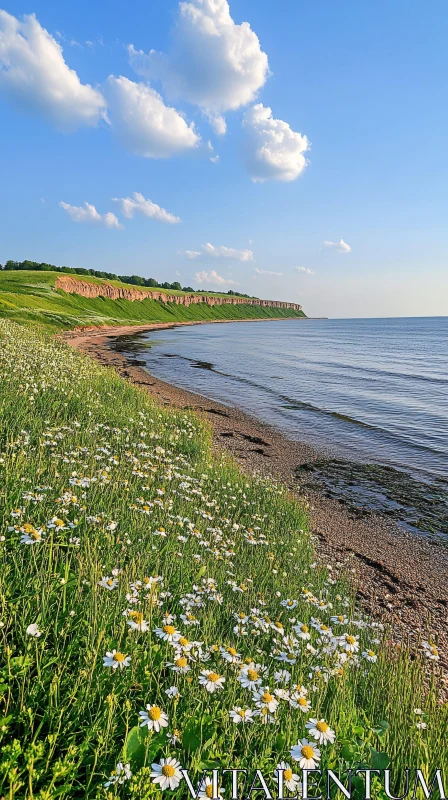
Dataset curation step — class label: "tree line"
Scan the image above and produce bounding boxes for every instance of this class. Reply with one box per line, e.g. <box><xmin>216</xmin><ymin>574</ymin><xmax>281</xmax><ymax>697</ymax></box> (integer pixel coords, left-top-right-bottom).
<box><xmin>0</xmin><ymin>260</ymin><xmax>256</xmax><ymax>299</ymax></box>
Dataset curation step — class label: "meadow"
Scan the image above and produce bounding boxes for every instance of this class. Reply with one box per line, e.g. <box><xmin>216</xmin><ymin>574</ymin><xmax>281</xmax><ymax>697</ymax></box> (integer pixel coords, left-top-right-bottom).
<box><xmin>0</xmin><ymin>271</ymin><xmax>305</xmax><ymax>331</ymax></box>
<box><xmin>0</xmin><ymin>319</ymin><xmax>445</xmax><ymax>800</ymax></box>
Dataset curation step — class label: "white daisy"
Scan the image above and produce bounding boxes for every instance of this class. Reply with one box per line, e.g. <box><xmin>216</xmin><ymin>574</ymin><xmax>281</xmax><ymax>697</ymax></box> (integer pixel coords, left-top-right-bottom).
<box><xmin>293</xmin><ymin>623</ymin><xmax>311</xmax><ymax>641</ymax></box>
<box><xmin>103</xmin><ymin>650</ymin><xmax>131</xmax><ymax>670</ymax></box>
<box><xmin>139</xmin><ymin>705</ymin><xmax>169</xmax><ymax>732</ymax></box>
<box><xmin>26</xmin><ymin>623</ymin><xmax>42</xmax><ymax>637</ymax></box>
<box><xmin>197</xmin><ymin>777</ymin><xmax>225</xmax><ymax>798</ymax></box>
<box><xmin>99</xmin><ymin>576</ymin><xmax>118</xmax><ymax>590</ymax></box>
<box><xmin>238</xmin><ymin>663</ymin><xmax>265</xmax><ymax>690</ymax></box>
<box><xmin>290</xmin><ymin>739</ymin><xmax>321</xmax><ymax>769</ymax></box>
<box><xmin>229</xmin><ymin>707</ymin><xmax>255</xmax><ymax>724</ymax></box>
<box><xmin>362</xmin><ymin>649</ymin><xmax>377</xmax><ymax>663</ymax></box>
<box><xmin>274</xmin><ymin>762</ymin><xmax>302</xmax><ymax>794</ymax></box>
<box><xmin>253</xmin><ymin>687</ymin><xmax>279</xmax><ymax>713</ymax></box>
<box><xmin>104</xmin><ymin>762</ymin><xmax>132</xmax><ymax>787</ymax></box>
<box><xmin>151</xmin><ymin>758</ymin><xmax>183</xmax><ymax>791</ymax></box>
<box><xmin>154</xmin><ymin>624</ymin><xmax>181</xmax><ymax>643</ymax></box>
<box><xmin>199</xmin><ymin>670</ymin><xmax>225</xmax><ymax>693</ymax></box>
<box><xmin>306</xmin><ymin>718</ymin><xmax>336</xmax><ymax>745</ymax></box>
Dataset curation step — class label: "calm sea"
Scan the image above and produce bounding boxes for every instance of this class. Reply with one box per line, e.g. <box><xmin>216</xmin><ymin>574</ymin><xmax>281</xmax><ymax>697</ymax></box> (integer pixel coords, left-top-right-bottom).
<box><xmin>115</xmin><ymin>317</ymin><xmax>448</xmax><ymax>536</ymax></box>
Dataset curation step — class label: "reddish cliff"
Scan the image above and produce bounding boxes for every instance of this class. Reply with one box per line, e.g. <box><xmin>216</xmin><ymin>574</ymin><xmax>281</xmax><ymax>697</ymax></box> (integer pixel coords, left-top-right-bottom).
<box><xmin>55</xmin><ymin>276</ymin><xmax>302</xmax><ymax>311</ymax></box>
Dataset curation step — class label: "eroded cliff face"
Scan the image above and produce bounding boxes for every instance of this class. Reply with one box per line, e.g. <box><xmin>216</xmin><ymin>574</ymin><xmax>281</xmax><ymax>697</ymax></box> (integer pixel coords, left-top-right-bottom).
<box><xmin>55</xmin><ymin>276</ymin><xmax>302</xmax><ymax>311</ymax></box>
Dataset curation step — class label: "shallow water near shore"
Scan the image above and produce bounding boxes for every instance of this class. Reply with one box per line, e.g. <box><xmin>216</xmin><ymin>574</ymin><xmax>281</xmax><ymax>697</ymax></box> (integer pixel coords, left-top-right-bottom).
<box><xmin>113</xmin><ymin>317</ymin><xmax>448</xmax><ymax>538</ymax></box>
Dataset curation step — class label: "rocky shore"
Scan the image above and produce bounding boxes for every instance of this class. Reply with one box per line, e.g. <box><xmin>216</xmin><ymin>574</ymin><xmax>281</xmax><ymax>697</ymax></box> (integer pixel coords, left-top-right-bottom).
<box><xmin>63</xmin><ymin>322</ymin><xmax>448</xmax><ymax>676</ymax></box>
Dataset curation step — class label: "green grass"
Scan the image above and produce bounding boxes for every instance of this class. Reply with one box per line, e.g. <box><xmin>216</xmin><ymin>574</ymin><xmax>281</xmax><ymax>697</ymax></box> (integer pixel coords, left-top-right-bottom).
<box><xmin>0</xmin><ymin>272</ymin><xmax>305</xmax><ymax>330</ymax></box>
<box><xmin>0</xmin><ymin>320</ymin><xmax>445</xmax><ymax>800</ymax></box>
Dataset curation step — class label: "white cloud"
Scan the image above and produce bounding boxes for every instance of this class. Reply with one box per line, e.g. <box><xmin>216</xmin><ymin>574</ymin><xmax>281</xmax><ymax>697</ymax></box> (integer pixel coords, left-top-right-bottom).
<box><xmin>128</xmin><ymin>0</ymin><xmax>269</xmax><ymax>125</ymax></box>
<box><xmin>105</xmin><ymin>76</ymin><xmax>200</xmax><ymax>158</ymax></box>
<box><xmin>255</xmin><ymin>267</ymin><xmax>282</xmax><ymax>276</ymax></box>
<box><xmin>243</xmin><ymin>103</ymin><xmax>310</xmax><ymax>183</ymax></box>
<box><xmin>295</xmin><ymin>266</ymin><xmax>315</xmax><ymax>274</ymax></box>
<box><xmin>59</xmin><ymin>201</ymin><xmax>123</xmax><ymax>229</ymax></box>
<box><xmin>195</xmin><ymin>269</ymin><xmax>238</xmax><ymax>286</ymax></box>
<box><xmin>324</xmin><ymin>239</ymin><xmax>351</xmax><ymax>253</ymax></box>
<box><xmin>0</xmin><ymin>11</ymin><xmax>106</xmax><ymax>129</ymax></box>
<box><xmin>113</xmin><ymin>192</ymin><xmax>181</xmax><ymax>223</ymax></box>
<box><xmin>180</xmin><ymin>242</ymin><xmax>254</xmax><ymax>261</ymax></box>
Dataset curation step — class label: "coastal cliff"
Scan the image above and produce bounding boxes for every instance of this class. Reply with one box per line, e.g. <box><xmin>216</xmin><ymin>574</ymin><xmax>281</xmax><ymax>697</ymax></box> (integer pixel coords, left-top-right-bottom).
<box><xmin>55</xmin><ymin>276</ymin><xmax>302</xmax><ymax>311</ymax></box>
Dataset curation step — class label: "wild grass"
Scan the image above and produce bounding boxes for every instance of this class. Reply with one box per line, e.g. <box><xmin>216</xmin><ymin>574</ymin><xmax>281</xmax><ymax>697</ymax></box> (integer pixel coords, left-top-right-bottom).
<box><xmin>0</xmin><ymin>320</ymin><xmax>445</xmax><ymax>800</ymax></box>
<box><xmin>0</xmin><ymin>272</ymin><xmax>305</xmax><ymax>331</ymax></box>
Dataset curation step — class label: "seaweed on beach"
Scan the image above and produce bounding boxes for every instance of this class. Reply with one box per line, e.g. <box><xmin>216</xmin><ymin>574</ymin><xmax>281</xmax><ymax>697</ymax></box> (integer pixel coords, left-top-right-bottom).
<box><xmin>298</xmin><ymin>460</ymin><xmax>448</xmax><ymax>539</ymax></box>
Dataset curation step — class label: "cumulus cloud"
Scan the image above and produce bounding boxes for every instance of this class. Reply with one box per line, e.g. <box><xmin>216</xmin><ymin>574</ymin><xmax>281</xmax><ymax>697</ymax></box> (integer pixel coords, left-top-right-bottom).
<box><xmin>179</xmin><ymin>242</ymin><xmax>254</xmax><ymax>261</ymax></box>
<box><xmin>255</xmin><ymin>267</ymin><xmax>282</xmax><ymax>276</ymax></box>
<box><xmin>128</xmin><ymin>0</ymin><xmax>269</xmax><ymax>126</ymax></box>
<box><xmin>113</xmin><ymin>192</ymin><xmax>180</xmax><ymax>223</ymax></box>
<box><xmin>105</xmin><ymin>76</ymin><xmax>200</xmax><ymax>158</ymax></box>
<box><xmin>195</xmin><ymin>269</ymin><xmax>238</xmax><ymax>286</ymax></box>
<box><xmin>295</xmin><ymin>266</ymin><xmax>315</xmax><ymax>274</ymax></box>
<box><xmin>243</xmin><ymin>103</ymin><xmax>310</xmax><ymax>183</ymax></box>
<box><xmin>0</xmin><ymin>11</ymin><xmax>106</xmax><ymax>129</ymax></box>
<box><xmin>59</xmin><ymin>201</ymin><xmax>123</xmax><ymax>229</ymax></box>
<box><xmin>324</xmin><ymin>239</ymin><xmax>351</xmax><ymax>253</ymax></box>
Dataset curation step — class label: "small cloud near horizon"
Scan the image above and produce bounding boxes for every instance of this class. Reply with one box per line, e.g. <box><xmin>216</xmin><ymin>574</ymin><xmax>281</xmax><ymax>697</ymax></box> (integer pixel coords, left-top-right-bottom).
<box><xmin>59</xmin><ymin>201</ymin><xmax>122</xmax><ymax>229</ymax></box>
<box><xmin>255</xmin><ymin>267</ymin><xmax>282</xmax><ymax>276</ymax></box>
<box><xmin>194</xmin><ymin>269</ymin><xmax>238</xmax><ymax>287</ymax></box>
<box><xmin>323</xmin><ymin>239</ymin><xmax>351</xmax><ymax>253</ymax></box>
<box><xmin>179</xmin><ymin>243</ymin><xmax>254</xmax><ymax>262</ymax></box>
<box><xmin>295</xmin><ymin>266</ymin><xmax>315</xmax><ymax>274</ymax></box>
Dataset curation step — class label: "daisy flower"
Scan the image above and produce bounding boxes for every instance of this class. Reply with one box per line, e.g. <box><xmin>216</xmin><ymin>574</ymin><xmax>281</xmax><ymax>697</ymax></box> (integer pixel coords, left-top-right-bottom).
<box><xmin>169</xmin><ymin>655</ymin><xmax>191</xmax><ymax>673</ymax></box>
<box><xmin>238</xmin><ymin>663</ymin><xmax>265</xmax><ymax>689</ymax></box>
<box><xmin>292</xmin><ymin>695</ymin><xmax>311</xmax><ymax>712</ymax></box>
<box><xmin>20</xmin><ymin>527</ymin><xmax>44</xmax><ymax>545</ymax></box>
<box><xmin>154</xmin><ymin>624</ymin><xmax>181</xmax><ymax>643</ymax></box>
<box><xmin>253</xmin><ymin>688</ymin><xmax>279</xmax><ymax>713</ymax></box>
<box><xmin>362</xmin><ymin>649</ymin><xmax>377</xmax><ymax>662</ymax></box>
<box><xmin>274</xmin><ymin>762</ymin><xmax>302</xmax><ymax>794</ymax></box>
<box><xmin>229</xmin><ymin>707</ymin><xmax>255</xmax><ymax>724</ymax></box>
<box><xmin>422</xmin><ymin>641</ymin><xmax>440</xmax><ymax>661</ymax></box>
<box><xmin>127</xmin><ymin>612</ymin><xmax>149</xmax><ymax>632</ymax></box>
<box><xmin>290</xmin><ymin>739</ymin><xmax>321</xmax><ymax>769</ymax></box>
<box><xmin>306</xmin><ymin>718</ymin><xmax>336</xmax><ymax>745</ymax></box>
<box><xmin>199</xmin><ymin>670</ymin><xmax>225</xmax><ymax>693</ymax></box>
<box><xmin>220</xmin><ymin>645</ymin><xmax>241</xmax><ymax>664</ymax></box>
<box><xmin>165</xmin><ymin>686</ymin><xmax>180</xmax><ymax>698</ymax></box>
<box><xmin>197</xmin><ymin>777</ymin><xmax>225</xmax><ymax>798</ymax></box>
<box><xmin>103</xmin><ymin>650</ymin><xmax>131</xmax><ymax>670</ymax></box>
<box><xmin>104</xmin><ymin>762</ymin><xmax>132</xmax><ymax>787</ymax></box>
<box><xmin>99</xmin><ymin>576</ymin><xmax>118</xmax><ymax>590</ymax></box>
<box><xmin>274</xmin><ymin>669</ymin><xmax>291</xmax><ymax>684</ymax></box>
<box><xmin>139</xmin><ymin>704</ymin><xmax>169</xmax><ymax>732</ymax></box>
<box><xmin>294</xmin><ymin>623</ymin><xmax>311</xmax><ymax>640</ymax></box>
<box><xmin>151</xmin><ymin>758</ymin><xmax>183</xmax><ymax>791</ymax></box>
<box><xmin>340</xmin><ymin>633</ymin><xmax>359</xmax><ymax>653</ymax></box>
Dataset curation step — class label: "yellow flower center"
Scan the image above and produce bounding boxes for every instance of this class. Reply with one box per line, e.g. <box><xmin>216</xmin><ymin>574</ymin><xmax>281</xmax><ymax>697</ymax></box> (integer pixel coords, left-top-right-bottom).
<box><xmin>287</xmin><ymin>653</ymin><xmax>295</xmax><ymax>660</ymax></box>
<box><xmin>149</xmin><ymin>706</ymin><xmax>162</xmax><ymax>720</ymax></box>
<box><xmin>301</xmin><ymin>625</ymin><xmax>309</xmax><ymax>633</ymax></box>
<box><xmin>162</xmin><ymin>765</ymin><xmax>175</xmax><ymax>777</ymax></box>
<box><xmin>262</xmin><ymin>692</ymin><xmax>273</xmax><ymax>702</ymax></box>
<box><xmin>206</xmin><ymin>786</ymin><xmax>214</xmax><ymax>798</ymax></box>
<box><xmin>107</xmin><ymin>579</ymin><xmax>114</xmax><ymax>586</ymax></box>
<box><xmin>175</xmin><ymin>657</ymin><xmax>188</xmax><ymax>668</ymax></box>
<box><xmin>346</xmin><ymin>635</ymin><xmax>356</xmax><ymax>644</ymax></box>
<box><xmin>133</xmin><ymin>612</ymin><xmax>144</xmax><ymax>624</ymax></box>
<box><xmin>163</xmin><ymin>625</ymin><xmax>176</xmax><ymax>635</ymax></box>
<box><xmin>301</xmin><ymin>745</ymin><xmax>315</xmax><ymax>759</ymax></box>
<box><xmin>30</xmin><ymin>531</ymin><xmax>41</xmax><ymax>540</ymax></box>
<box><xmin>239</xmin><ymin>709</ymin><xmax>246</xmax><ymax>717</ymax></box>
<box><xmin>284</xmin><ymin>769</ymin><xmax>293</xmax><ymax>781</ymax></box>
<box><xmin>321</xmin><ymin>624</ymin><xmax>329</xmax><ymax>631</ymax></box>
<box><xmin>298</xmin><ymin>697</ymin><xmax>307</xmax><ymax>706</ymax></box>
<box><xmin>55</xmin><ymin>519</ymin><xmax>64</xmax><ymax>527</ymax></box>
<box><xmin>316</xmin><ymin>721</ymin><xmax>329</xmax><ymax>732</ymax></box>
<box><xmin>23</xmin><ymin>523</ymin><xmax>34</xmax><ymax>532</ymax></box>
<box><xmin>367</xmin><ymin>650</ymin><xmax>375</xmax><ymax>657</ymax></box>
<box><xmin>113</xmin><ymin>652</ymin><xmax>126</xmax><ymax>663</ymax></box>
<box><xmin>227</xmin><ymin>647</ymin><xmax>237</xmax><ymax>656</ymax></box>
<box><xmin>179</xmin><ymin>637</ymin><xmax>189</xmax><ymax>647</ymax></box>
<box><xmin>431</xmin><ymin>645</ymin><xmax>439</xmax><ymax>655</ymax></box>
<box><xmin>239</xmin><ymin>613</ymin><xmax>246</xmax><ymax>620</ymax></box>
<box><xmin>338</xmin><ymin>615</ymin><xmax>344</xmax><ymax>622</ymax></box>
<box><xmin>247</xmin><ymin>669</ymin><xmax>258</xmax><ymax>681</ymax></box>
<box><xmin>208</xmin><ymin>672</ymin><xmax>220</xmax><ymax>683</ymax></box>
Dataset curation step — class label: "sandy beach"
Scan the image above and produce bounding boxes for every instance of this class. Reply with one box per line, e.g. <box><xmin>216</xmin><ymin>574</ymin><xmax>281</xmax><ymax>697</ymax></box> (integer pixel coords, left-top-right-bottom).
<box><xmin>63</xmin><ymin>321</ymin><xmax>448</xmax><ymax>672</ymax></box>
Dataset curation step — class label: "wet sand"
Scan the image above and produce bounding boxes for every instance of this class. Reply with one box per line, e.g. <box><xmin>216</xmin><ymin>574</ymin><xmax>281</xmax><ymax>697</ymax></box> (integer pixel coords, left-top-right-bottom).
<box><xmin>63</xmin><ymin>322</ymin><xmax>448</xmax><ymax>673</ymax></box>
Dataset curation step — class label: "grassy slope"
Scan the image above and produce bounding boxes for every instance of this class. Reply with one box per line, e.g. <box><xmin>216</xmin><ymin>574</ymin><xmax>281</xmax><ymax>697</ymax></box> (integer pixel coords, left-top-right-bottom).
<box><xmin>0</xmin><ymin>271</ymin><xmax>305</xmax><ymax>330</ymax></box>
<box><xmin>0</xmin><ymin>320</ymin><xmax>445</xmax><ymax>800</ymax></box>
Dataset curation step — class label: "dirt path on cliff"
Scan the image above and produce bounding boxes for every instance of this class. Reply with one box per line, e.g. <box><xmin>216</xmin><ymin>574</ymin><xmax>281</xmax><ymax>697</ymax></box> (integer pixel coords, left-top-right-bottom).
<box><xmin>63</xmin><ymin>324</ymin><xmax>448</xmax><ymax>680</ymax></box>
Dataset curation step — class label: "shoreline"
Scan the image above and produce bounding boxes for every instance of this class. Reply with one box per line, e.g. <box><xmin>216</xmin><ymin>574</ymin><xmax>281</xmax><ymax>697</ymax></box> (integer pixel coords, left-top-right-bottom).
<box><xmin>63</xmin><ymin>322</ymin><xmax>448</xmax><ymax>671</ymax></box>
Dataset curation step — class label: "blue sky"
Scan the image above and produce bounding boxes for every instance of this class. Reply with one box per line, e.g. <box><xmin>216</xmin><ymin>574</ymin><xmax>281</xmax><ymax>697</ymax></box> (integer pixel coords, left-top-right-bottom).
<box><xmin>0</xmin><ymin>0</ymin><xmax>447</xmax><ymax>317</ymax></box>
